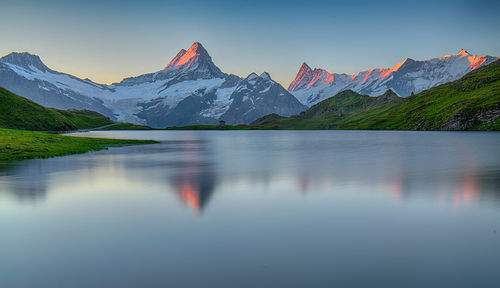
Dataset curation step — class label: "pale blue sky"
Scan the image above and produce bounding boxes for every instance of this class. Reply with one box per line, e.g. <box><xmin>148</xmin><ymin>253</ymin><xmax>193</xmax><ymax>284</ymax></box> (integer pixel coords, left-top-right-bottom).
<box><xmin>1</xmin><ymin>0</ymin><xmax>499</xmax><ymax>86</ymax></box>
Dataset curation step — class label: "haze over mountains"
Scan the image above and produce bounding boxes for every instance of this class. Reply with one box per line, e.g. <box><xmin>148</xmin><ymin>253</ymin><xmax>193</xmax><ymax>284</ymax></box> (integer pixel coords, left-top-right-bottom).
<box><xmin>288</xmin><ymin>50</ymin><xmax>498</xmax><ymax>106</ymax></box>
<box><xmin>0</xmin><ymin>42</ymin><xmax>497</xmax><ymax>127</ymax></box>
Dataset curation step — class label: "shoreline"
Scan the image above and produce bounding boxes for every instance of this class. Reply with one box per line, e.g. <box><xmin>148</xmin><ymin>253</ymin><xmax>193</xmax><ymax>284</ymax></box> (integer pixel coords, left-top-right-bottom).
<box><xmin>0</xmin><ymin>128</ymin><xmax>157</xmax><ymax>162</ymax></box>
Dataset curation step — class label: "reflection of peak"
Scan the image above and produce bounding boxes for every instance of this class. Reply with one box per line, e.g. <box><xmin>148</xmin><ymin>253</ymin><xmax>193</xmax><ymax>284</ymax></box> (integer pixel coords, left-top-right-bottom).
<box><xmin>177</xmin><ymin>174</ymin><xmax>216</xmax><ymax>213</ymax></box>
<box><xmin>171</xmin><ymin>157</ymin><xmax>217</xmax><ymax>213</ymax></box>
<box><xmin>180</xmin><ymin>182</ymin><xmax>201</xmax><ymax>211</ymax></box>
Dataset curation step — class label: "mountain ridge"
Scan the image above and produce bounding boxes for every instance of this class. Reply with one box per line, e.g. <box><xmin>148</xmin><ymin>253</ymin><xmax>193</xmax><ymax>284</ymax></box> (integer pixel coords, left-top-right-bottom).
<box><xmin>0</xmin><ymin>86</ymin><xmax>113</xmax><ymax>131</ymax></box>
<box><xmin>252</xmin><ymin>59</ymin><xmax>500</xmax><ymax>130</ymax></box>
<box><xmin>1</xmin><ymin>44</ymin><xmax>497</xmax><ymax>128</ymax></box>
<box><xmin>0</xmin><ymin>42</ymin><xmax>306</xmax><ymax>127</ymax></box>
<box><xmin>289</xmin><ymin>49</ymin><xmax>498</xmax><ymax>106</ymax></box>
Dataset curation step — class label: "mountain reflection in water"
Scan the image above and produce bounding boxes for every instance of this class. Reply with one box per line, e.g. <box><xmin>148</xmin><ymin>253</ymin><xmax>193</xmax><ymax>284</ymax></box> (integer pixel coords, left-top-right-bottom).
<box><xmin>1</xmin><ymin>131</ymin><xmax>500</xmax><ymax>288</ymax></box>
<box><xmin>1</xmin><ymin>131</ymin><xmax>499</xmax><ymax>212</ymax></box>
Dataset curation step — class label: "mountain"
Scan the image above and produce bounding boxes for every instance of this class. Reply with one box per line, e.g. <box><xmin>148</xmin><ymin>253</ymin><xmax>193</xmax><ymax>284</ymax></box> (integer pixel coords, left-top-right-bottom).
<box><xmin>208</xmin><ymin>72</ymin><xmax>307</xmax><ymax>125</ymax></box>
<box><xmin>289</xmin><ymin>49</ymin><xmax>498</xmax><ymax>106</ymax></box>
<box><xmin>0</xmin><ymin>87</ymin><xmax>113</xmax><ymax>131</ymax></box>
<box><xmin>0</xmin><ymin>42</ymin><xmax>306</xmax><ymax>127</ymax></box>
<box><xmin>251</xmin><ymin>89</ymin><xmax>404</xmax><ymax>129</ymax></box>
<box><xmin>0</xmin><ymin>52</ymin><xmax>114</xmax><ymax>117</ymax></box>
<box><xmin>252</xmin><ymin>59</ymin><xmax>500</xmax><ymax>131</ymax></box>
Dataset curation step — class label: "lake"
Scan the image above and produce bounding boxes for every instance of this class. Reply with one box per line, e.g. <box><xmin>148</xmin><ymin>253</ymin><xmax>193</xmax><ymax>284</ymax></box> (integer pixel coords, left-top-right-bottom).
<box><xmin>1</xmin><ymin>130</ymin><xmax>499</xmax><ymax>288</ymax></box>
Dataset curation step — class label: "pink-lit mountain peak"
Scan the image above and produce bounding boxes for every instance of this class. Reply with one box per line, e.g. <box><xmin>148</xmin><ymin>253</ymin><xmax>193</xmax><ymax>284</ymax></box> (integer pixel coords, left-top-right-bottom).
<box><xmin>300</xmin><ymin>62</ymin><xmax>313</xmax><ymax>73</ymax></box>
<box><xmin>164</xmin><ymin>42</ymin><xmax>211</xmax><ymax>70</ymax></box>
<box><xmin>288</xmin><ymin>62</ymin><xmax>339</xmax><ymax>91</ymax></box>
<box><xmin>377</xmin><ymin>58</ymin><xmax>414</xmax><ymax>78</ymax></box>
<box><xmin>288</xmin><ymin>49</ymin><xmax>498</xmax><ymax>107</ymax></box>
<box><xmin>457</xmin><ymin>49</ymin><xmax>470</xmax><ymax>57</ymax></box>
<box><xmin>288</xmin><ymin>62</ymin><xmax>314</xmax><ymax>91</ymax></box>
<box><xmin>452</xmin><ymin>49</ymin><xmax>491</xmax><ymax>69</ymax></box>
<box><xmin>308</xmin><ymin>68</ymin><xmax>336</xmax><ymax>87</ymax></box>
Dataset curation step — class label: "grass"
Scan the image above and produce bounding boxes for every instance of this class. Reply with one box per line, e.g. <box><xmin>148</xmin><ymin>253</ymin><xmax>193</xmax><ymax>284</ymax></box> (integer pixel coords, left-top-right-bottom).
<box><xmin>0</xmin><ymin>128</ymin><xmax>157</xmax><ymax>161</ymax></box>
<box><xmin>0</xmin><ymin>88</ymin><xmax>158</xmax><ymax>161</ymax></box>
<box><xmin>0</xmin><ymin>87</ymin><xmax>113</xmax><ymax>131</ymax></box>
<box><xmin>250</xmin><ymin>59</ymin><xmax>500</xmax><ymax>131</ymax></box>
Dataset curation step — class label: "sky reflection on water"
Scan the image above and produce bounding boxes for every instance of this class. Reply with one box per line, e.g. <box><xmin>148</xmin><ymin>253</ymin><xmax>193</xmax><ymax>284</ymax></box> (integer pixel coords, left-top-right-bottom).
<box><xmin>0</xmin><ymin>131</ymin><xmax>499</xmax><ymax>288</ymax></box>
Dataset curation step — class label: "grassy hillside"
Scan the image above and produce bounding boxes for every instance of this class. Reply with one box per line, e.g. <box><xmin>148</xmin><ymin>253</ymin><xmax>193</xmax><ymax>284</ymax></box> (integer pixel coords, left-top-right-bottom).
<box><xmin>252</xmin><ymin>60</ymin><xmax>500</xmax><ymax>131</ymax></box>
<box><xmin>251</xmin><ymin>89</ymin><xmax>404</xmax><ymax>129</ymax></box>
<box><xmin>0</xmin><ymin>128</ymin><xmax>157</xmax><ymax>161</ymax></box>
<box><xmin>0</xmin><ymin>87</ymin><xmax>113</xmax><ymax>131</ymax></box>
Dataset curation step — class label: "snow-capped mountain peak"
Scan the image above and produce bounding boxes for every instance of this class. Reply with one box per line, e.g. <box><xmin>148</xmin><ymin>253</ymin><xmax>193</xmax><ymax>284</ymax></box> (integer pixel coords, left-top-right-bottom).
<box><xmin>0</xmin><ymin>52</ymin><xmax>49</xmax><ymax>72</ymax></box>
<box><xmin>0</xmin><ymin>43</ymin><xmax>306</xmax><ymax>127</ymax></box>
<box><xmin>289</xmin><ymin>49</ymin><xmax>498</xmax><ymax>106</ymax></box>
<box><xmin>242</xmin><ymin>72</ymin><xmax>274</xmax><ymax>87</ymax></box>
<box><xmin>247</xmin><ymin>72</ymin><xmax>259</xmax><ymax>80</ymax></box>
<box><xmin>165</xmin><ymin>42</ymin><xmax>212</xmax><ymax>70</ymax></box>
<box><xmin>300</xmin><ymin>62</ymin><xmax>312</xmax><ymax>73</ymax></box>
<box><xmin>160</xmin><ymin>42</ymin><xmax>225</xmax><ymax>79</ymax></box>
<box><xmin>457</xmin><ymin>49</ymin><xmax>470</xmax><ymax>57</ymax></box>
<box><xmin>288</xmin><ymin>62</ymin><xmax>314</xmax><ymax>91</ymax></box>
<box><xmin>164</xmin><ymin>49</ymin><xmax>187</xmax><ymax>69</ymax></box>
<box><xmin>260</xmin><ymin>72</ymin><xmax>271</xmax><ymax>80</ymax></box>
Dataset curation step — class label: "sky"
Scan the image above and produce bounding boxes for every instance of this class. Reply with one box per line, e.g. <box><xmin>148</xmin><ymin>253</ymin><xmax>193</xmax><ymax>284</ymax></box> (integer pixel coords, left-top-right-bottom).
<box><xmin>1</xmin><ymin>0</ymin><xmax>499</xmax><ymax>86</ymax></box>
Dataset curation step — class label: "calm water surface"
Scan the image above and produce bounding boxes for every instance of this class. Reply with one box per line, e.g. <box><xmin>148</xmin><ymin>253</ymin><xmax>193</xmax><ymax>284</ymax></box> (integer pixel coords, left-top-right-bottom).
<box><xmin>1</xmin><ymin>131</ymin><xmax>499</xmax><ymax>288</ymax></box>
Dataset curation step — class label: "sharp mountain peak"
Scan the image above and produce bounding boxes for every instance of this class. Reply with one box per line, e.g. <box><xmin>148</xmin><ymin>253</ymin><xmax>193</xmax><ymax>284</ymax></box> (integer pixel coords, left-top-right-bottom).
<box><xmin>164</xmin><ymin>42</ymin><xmax>212</xmax><ymax>70</ymax></box>
<box><xmin>457</xmin><ymin>49</ymin><xmax>470</xmax><ymax>57</ymax></box>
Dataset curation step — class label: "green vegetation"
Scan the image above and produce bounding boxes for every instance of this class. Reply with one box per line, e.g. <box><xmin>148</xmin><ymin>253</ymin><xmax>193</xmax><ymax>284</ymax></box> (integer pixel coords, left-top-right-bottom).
<box><xmin>0</xmin><ymin>128</ymin><xmax>157</xmax><ymax>161</ymax></box>
<box><xmin>0</xmin><ymin>87</ymin><xmax>113</xmax><ymax>131</ymax></box>
<box><xmin>250</xmin><ymin>89</ymin><xmax>404</xmax><ymax>130</ymax></box>
<box><xmin>0</xmin><ymin>87</ymin><xmax>158</xmax><ymax>161</ymax></box>
<box><xmin>251</xmin><ymin>59</ymin><xmax>500</xmax><ymax>131</ymax></box>
<box><xmin>96</xmin><ymin>122</ymin><xmax>155</xmax><ymax>130</ymax></box>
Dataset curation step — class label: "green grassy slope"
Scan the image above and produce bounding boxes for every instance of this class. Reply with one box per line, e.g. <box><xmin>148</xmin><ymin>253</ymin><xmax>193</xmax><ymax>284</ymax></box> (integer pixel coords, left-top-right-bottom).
<box><xmin>353</xmin><ymin>59</ymin><xmax>500</xmax><ymax>130</ymax></box>
<box><xmin>0</xmin><ymin>128</ymin><xmax>157</xmax><ymax>161</ymax></box>
<box><xmin>252</xmin><ymin>59</ymin><xmax>500</xmax><ymax>131</ymax></box>
<box><xmin>0</xmin><ymin>87</ymin><xmax>113</xmax><ymax>131</ymax></box>
<box><xmin>251</xmin><ymin>89</ymin><xmax>404</xmax><ymax>129</ymax></box>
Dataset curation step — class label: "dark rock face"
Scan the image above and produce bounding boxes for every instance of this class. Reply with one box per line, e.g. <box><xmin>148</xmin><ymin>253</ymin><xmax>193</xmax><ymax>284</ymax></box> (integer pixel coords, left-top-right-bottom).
<box><xmin>441</xmin><ymin>105</ymin><xmax>500</xmax><ymax>130</ymax></box>
<box><xmin>374</xmin><ymin>89</ymin><xmax>404</xmax><ymax>104</ymax></box>
<box><xmin>137</xmin><ymin>89</ymin><xmax>219</xmax><ymax>127</ymax></box>
<box><xmin>220</xmin><ymin>73</ymin><xmax>308</xmax><ymax>125</ymax></box>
